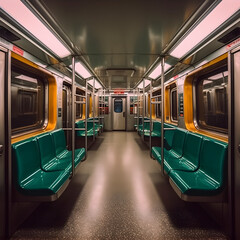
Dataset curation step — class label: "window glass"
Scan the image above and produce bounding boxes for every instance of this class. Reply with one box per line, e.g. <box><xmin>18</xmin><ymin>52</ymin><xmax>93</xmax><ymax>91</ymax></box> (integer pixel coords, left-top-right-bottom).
<box><xmin>11</xmin><ymin>69</ymin><xmax>45</xmax><ymax>134</ymax></box>
<box><xmin>76</xmin><ymin>88</ymin><xmax>84</xmax><ymax>119</ymax></box>
<box><xmin>130</xmin><ymin>96</ymin><xmax>137</xmax><ymax>114</ymax></box>
<box><xmin>104</xmin><ymin>96</ymin><xmax>109</xmax><ymax>114</ymax></box>
<box><xmin>196</xmin><ymin>68</ymin><xmax>228</xmax><ymax>132</ymax></box>
<box><xmin>171</xmin><ymin>88</ymin><xmax>178</xmax><ymax>121</ymax></box>
<box><xmin>114</xmin><ymin>99</ymin><xmax>123</xmax><ymax>113</ymax></box>
<box><xmin>153</xmin><ymin>90</ymin><xmax>161</xmax><ymax>118</ymax></box>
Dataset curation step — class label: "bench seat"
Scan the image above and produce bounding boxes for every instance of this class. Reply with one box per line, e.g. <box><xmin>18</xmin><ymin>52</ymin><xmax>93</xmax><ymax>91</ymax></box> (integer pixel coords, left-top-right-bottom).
<box><xmin>12</xmin><ymin>139</ymin><xmax>69</xmax><ymax>197</ymax></box>
<box><xmin>169</xmin><ymin>138</ymin><xmax>228</xmax><ymax>198</ymax></box>
<box><xmin>75</xmin><ymin>120</ymin><xmax>99</xmax><ymax>137</ymax></box>
<box><xmin>151</xmin><ymin>128</ymin><xmax>185</xmax><ymax>165</ymax></box>
<box><xmin>58</xmin><ymin>148</ymin><xmax>86</xmax><ymax>167</ymax></box>
<box><xmin>164</xmin><ymin>132</ymin><xmax>202</xmax><ymax>174</ymax></box>
<box><xmin>37</xmin><ymin>130</ymin><xmax>85</xmax><ymax>172</ymax></box>
<box><xmin>51</xmin><ymin>128</ymin><xmax>85</xmax><ymax>167</ymax></box>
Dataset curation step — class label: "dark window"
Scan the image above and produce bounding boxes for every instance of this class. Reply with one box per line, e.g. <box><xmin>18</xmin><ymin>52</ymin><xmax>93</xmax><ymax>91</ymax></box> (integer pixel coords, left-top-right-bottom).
<box><xmin>11</xmin><ymin>69</ymin><xmax>45</xmax><ymax>134</ymax></box>
<box><xmin>76</xmin><ymin>88</ymin><xmax>84</xmax><ymax>119</ymax></box>
<box><xmin>196</xmin><ymin>68</ymin><xmax>228</xmax><ymax>133</ymax></box>
<box><xmin>171</xmin><ymin>88</ymin><xmax>178</xmax><ymax>121</ymax></box>
<box><xmin>153</xmin><ymin>90</ymin><xmax>161</xmax><ymax>118</ymax></box>
<box><xmin>114</xmin><ymin>99</ymin><xmax>123</xmax><ymax>113</ymax></box>
<box><xmin>130</xmin><ymin>96</ymin><xmax>137</xmax><ymax>114</ymax></box>
<box><xmin>104</xmin><ymin>96</ymin><xmax>109</xmax><ymax>114</ymax></box>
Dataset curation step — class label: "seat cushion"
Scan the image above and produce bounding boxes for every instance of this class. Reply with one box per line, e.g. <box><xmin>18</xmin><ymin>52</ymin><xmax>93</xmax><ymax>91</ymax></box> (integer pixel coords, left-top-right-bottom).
<box><xmin>169</xmin><ymin>169</ymin><xmax>221</xmax><ymax>196</ymax></box>
<box><xmin>164</xmin><ymin>157</ymin><xmax>197</xmax><ymax>174</ymax></box>
<box><xmin>20</xmin><ymin>169</ymin><xmax>69</xmax><ymax>196</ymax></box>
<box><xmin>58</xmin><ymin>148</ymin><xmax>86</xmax><ymax>167</ymax></box>
<box><xmin>151</xmin><ymin>146</ymin><xmax>161</xmax><ymax>163</ymax></box>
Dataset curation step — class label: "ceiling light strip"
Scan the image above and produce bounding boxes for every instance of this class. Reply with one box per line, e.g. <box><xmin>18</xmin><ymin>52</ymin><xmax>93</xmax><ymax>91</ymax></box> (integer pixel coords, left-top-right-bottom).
<box><xmin>0</xmin><ymin>0</ymin><xmax>71</xmax><ymax>58</ymax></box>
<box><xmin>169</xmin><ymin>0</ymin><xmax>240</xmax><ymax>59</ymax></box>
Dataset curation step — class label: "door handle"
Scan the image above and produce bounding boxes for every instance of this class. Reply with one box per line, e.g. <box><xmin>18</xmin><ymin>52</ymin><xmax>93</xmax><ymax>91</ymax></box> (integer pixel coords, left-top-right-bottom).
<box><xmin>123</xmin><ymin>112</ymin><xmax>126</xmax><ymax>117</ymax></box>
<box><xmin>0</xmin><ymin>145</ymin><xmax>3</xmax><ymax>156</ymax></box>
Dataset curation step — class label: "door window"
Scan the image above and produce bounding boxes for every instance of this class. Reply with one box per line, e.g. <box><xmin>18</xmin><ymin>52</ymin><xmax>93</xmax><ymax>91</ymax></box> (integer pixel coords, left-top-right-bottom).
<box><xmin>114</xmin><ymin>99</ymin><xmax>123</xmax><ymax>113</ymax></box>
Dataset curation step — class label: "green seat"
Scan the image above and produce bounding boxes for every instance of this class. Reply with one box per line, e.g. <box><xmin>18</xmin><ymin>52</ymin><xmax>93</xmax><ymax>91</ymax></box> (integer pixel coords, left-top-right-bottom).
<box><xmin>139</xmin><ymin>121</ymin><xmax>150</xmax><ymax>136</ymax></box>
<box><xmin>152</xmin><ymin>121</ymin><xmax>161</xmax><ymax>137</ymax></box>
<box><xmin>37</xmin><ymin>133</ymin><xmax>71</xmax><ymax>172</ymax></box>
<box><xmin>164</xmin><ymin>132</ymin><xmax>203</xmax><ymax>174</ymax></box>
<box><xmin>164</xmin><ymin>128</ymin><xmax>186</xmax><ymax>160</ymax></box>
<box><xmin>12</xmin><ymin>139</ymin><xmax>69</xmax><ymax>196</ymax></box>
<box><xmin>75</xmin><ymin>120</ymin><xmax>86</xmax><ymax>137</ymax></box>
<box><xmin>51</xmin><ymin>128</ymin><xmax>86</xmax><ymax>167</ymax></box>
<box><xmin>151</xmin><ymin>146</ymin><xmax>162</xmax><ymax>164</ymax></box>
<box><xmin>143</xmin><ymin>121</ymin><xmax>161</xmax><ymax>137</ymax></box>
<box><xmin>75</xmin><ymin>119</ymin><xmax>98</xmax><ymax>137</ymax></box>
<box><xmin>164</xmin><ymin>124</ymin><xmax>175</xmax><ymax>150</ymax></box>
<box><xmin>151</xmin><ymin>127</ymin><xmax>185</xmax><ymax>169</ymax></box>
<box><xmin>169</xmin><ymin>138</ymin><xmax>228</xmax><ymax>196</ymax></box>
<box><xmin>58</xmin><ymin>148</ymin><xmax>86</xmax><ymax>167</ymax></box>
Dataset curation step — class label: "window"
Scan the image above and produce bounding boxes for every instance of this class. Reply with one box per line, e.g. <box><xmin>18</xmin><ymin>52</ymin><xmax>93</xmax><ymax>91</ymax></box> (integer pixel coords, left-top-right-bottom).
<box><xmin>171</xmin><ymin>88</ymin><xmax>178</xmax><ymax>122</ymax></box>
<box><xmin>99</xmin><ymin>97</ymin><xmax>109</xmax><ymax>115</ymax></box>
<box><xmin>196</xmin><ymin>67</ymin><xmax>228</xmax><ymax>133</ymax></box>
<box><xmin>130</xmin><ymin>96</ymin><xmax>137</xmax><ymax>114</ymax></box>
<box><xmin>114</xmin><ymin>99</ymin><xmax>123</xmax><ymax>113</ymax></box>
<box><xmin>153</xmin><ymin>89</ymin><xmax>161</xmax><ymax>118</ymax></box>
<box><xmin>11</xmin><ymin>68</ymin><xmax>45</xmax><ymax>134</ymax></box>
<box><xmin>165</xmin><ymin>82</ymin><xmax>177</xmax><ymax>123</ymax></box>
<box><xmin>76</xmin><ymin>88</ymin><xmax>84</xmax><ymax>119</ymax></box>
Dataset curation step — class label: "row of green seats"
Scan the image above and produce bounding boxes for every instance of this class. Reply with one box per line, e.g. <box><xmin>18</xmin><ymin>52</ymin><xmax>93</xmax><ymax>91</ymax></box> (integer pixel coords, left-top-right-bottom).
<box><xmin>138</xmin><ymin>121</ymin><xmax>174</xmax><ymax>138</ymax></box>
<box><xmin>75</xmin><ymin>118</ymin><xmax>103</xmax><ymax>137</ymax></box>
<box><xmin>151</xmin><ymin>127</ymin><xmax>228</xmax><ymax>200</ymax></box>
<box><xmin>134</xmin><ymin>117</ymin><xmax>149</xmax><ymax>131</ymax></box>
<box><xmin>12</xmin><ymin>129</ymin><xmax>85</xmax><ymax>200</ymax></box>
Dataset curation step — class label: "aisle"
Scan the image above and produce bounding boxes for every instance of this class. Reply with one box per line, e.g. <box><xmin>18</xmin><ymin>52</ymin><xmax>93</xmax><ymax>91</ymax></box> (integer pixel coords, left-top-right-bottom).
<box><xmin>11</xmin><ymin>132</ymin><xmax>227</xmax><ymax>240</ymax></box>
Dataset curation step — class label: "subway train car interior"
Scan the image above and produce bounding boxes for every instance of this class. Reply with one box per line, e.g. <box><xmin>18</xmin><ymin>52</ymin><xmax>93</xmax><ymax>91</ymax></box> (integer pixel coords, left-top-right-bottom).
<box><xmin>0</xmin><ymin>0</ymin><xmax>240</xmax><ymax>239</ymax></box>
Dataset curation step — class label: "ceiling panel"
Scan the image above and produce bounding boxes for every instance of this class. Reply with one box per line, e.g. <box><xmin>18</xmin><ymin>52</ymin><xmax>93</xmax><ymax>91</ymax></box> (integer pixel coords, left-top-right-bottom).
<box><xmin>30</xmin><ymin>0</ymin><xmax>208</xmax><ymax>88</ymax></box>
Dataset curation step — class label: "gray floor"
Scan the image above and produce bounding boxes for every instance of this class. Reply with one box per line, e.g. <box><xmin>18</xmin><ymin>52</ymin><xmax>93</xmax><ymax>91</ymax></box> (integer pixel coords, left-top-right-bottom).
<box><xmin>11</xmin><ymin>132</ymin><xmax>228</xmax><ymax>239</ymax></box>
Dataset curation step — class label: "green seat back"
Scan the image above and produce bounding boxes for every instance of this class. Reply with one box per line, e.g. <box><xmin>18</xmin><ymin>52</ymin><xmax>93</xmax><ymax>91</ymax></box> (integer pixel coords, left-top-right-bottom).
<box><xmin>37</xmin><ymin>133</ymin><xmax>56</xmax><ymax>166</ymax></box>
<box><xmin>143</xmin><ymin>121</ymin><xmax>150</xmax><ymax>130</ymax></box>
<box><xmin>153</xmin><ymin>121</ymin><xmax>161</xmax><ymax>132</ymax></box>
<box><xmin>182</xmin><ymin>132</ymin><xmax>203</xmax><ymax>167</ymax></box>
<box><xmin>12</xmin><ymin>139</ymin><xmax>40</xmax><ymax>184</ymax></box>
<box><xmin>75</xmin><ymin>120</ymin><xmax>85</xmax><ymax>128</ymax></box>
<box><xmin>51</xmin><ymin>129</ymin><xmax>67</xmax><ymax>156</ymax></box>
<box><xmin>171</xmin><ymin>128</ymin><xmax>186</xmax><ymax>155</ymax></box>
<box><xmin>199</xmin><ymin>138</ymin><xmax>228</xmax><ymax>185</ymax></box>
<box><xmin>87</xmin><ymin>121</ymin><xmax>93</xmax><ymax>130</ymax></box>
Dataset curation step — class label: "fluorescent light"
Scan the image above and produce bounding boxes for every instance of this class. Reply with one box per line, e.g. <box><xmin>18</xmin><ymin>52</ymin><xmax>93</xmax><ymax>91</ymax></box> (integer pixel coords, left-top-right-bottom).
<box><xmin>15</xmin><ymin>74</ymin><xmax>37</xmax><ymax>84</ymax></box>
<box><xmin>170</xmin><ymin>0</ymin><xmax>240</xmax><ymax>59</ymax></box>
<box><xmin>88</xmin><ymin>79</ymin><xmax>102</xmax><ymax>89</ymax></box>
<box><xmin>0</xmin><ymin>0</ymin><xmax>71</xmax><ymax>58</ymax></box>
<box><xmin>148</xmin><ymin>63</ymin><xmax>171</xmax><ymax>79</ymax></box>
<box><xmin>70</xmin><ymin>62</ymin><xmax>92</xmax><ymax>79</ymax></box>
<box><xmin>64</xmin><ymin>76</ymin><xmax>72</xmax><ymax>82</ymax></box>
<box><xmin>138</xmin><ymin>79</ymin><xmax>151</xmax><ymax>88</ymax></box>
<box><xmin>208</xmin><ymin>71</ymin><xmax>228</xmax><ymax>80</ymax></box>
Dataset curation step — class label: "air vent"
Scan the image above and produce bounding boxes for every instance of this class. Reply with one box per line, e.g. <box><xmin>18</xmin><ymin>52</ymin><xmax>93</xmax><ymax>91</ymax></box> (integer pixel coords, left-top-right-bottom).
<box><xmin>0</xmin><ymin>26</ymin><xmax>20</xmax><ymax>42</ymax></box>
<box><xmin>112</xmin><ymin>75</ymin><xmax>127</xmax><ymax>89</ymax></box>
<box><xmin>218</xmin><ymin>27</ymin><xmax>240</xmax><ymax>44</ymax></box>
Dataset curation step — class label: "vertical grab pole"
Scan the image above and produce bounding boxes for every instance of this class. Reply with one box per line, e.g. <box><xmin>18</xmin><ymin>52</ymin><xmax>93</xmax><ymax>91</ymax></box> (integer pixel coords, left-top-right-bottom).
<box><xmin>93</xmin><ymin>78</ymin><xmax>95</xmax><ymax>140</ymax></box>
<box><xmin>137</xmin><ymin>89</ymin><xmax>139</xmax><ymax>131</ymax></box>
<box><xmin>160</xmin><ymin>57</ymin><xmax>165</xmax><ymax>175</ymax></box>
<box><xmin>98</xmin><ymin>88</ymin><xmax>100</xmax><ymax>133</ymax></box>
<box><xmin>149</xmin><ymin>79</ymin><xmax>152</xmax><ymax>155</ymax></box>
<box><xmin>103</xmin><ymin>89</ymin><xmax>105</xmax><ymax>131</ymax></box>
<box><xmin>71</xmin><ymin>56</ymin><xmax>75</xmax><ymax>177</ymax></box>
<box><xmin>142</xmin><ymin>79</ymin><xmax>145</xmax><ymax>140</ymax></box>
<box><xmin>85</xmin><ymin>79</ymin><xmax>88</xmax><ymax>158</ymax></box>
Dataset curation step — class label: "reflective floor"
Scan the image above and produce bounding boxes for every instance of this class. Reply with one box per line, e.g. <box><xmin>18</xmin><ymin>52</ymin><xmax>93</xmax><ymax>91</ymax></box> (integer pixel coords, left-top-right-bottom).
<box><xmin>11</xmin><ymin>132</ymin><xmax>228</xmax><ymax>239</ymax></box>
